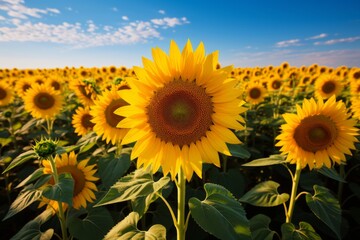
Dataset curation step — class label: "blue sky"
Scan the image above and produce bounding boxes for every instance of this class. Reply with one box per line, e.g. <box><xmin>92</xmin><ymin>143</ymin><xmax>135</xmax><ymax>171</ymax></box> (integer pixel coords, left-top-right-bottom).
<box><xmin>0</xmin><ymin>0</ymin><xmax>359</xmax><ymax>69</ymax></box>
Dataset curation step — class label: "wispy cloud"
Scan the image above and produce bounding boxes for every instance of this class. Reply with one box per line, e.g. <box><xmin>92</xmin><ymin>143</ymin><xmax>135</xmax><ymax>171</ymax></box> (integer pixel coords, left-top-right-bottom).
<box><xmin>0</xmin><ymin>0</ymin><xmax>60</xmax><ymax>19</ymax></box>
<box><xmin>275</xmin><ymin>39</ymin><xmax>301</xmax><ymax>47</ymax></box>
<box><xmin>122</xmin><ymin>16</ymin><xmax>129</xmax><ymax>21</ymax></box>
<box><xmin>112</xmin><ymin>7</ymin><xmax>118</xmax><ymax>12</ymax></box>
<box><xmin>314</xmin><ymin>36</ymin><xmax>360</xmax><ymax>45</ymax></box>
<box><xmin>0</xmin><ymin>1</ymin><xmax>190</xmax><ymax>47</ymax></box>
<box><xmin>158</xmin><ymin>10</ymin><xmax>165</xmax><ymax>15</ymax></box>
<box><xmin>306</xmin><ymin>33</ymin><xmax>327</xmax><ymax>40</ymax></box>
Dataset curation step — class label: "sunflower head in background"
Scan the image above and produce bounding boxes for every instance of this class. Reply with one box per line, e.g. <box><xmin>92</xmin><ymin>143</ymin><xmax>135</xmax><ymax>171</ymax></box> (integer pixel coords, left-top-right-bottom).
<box><xmin>0</xmin><ymin>81</ymin><xmax>14</xmax><ymax>107</ymax></box>
<box><xmin>276</xmin><ymin>96</ymin><xmax>358</xmax><ymax>169</ymax></box>
<box><xmin>40</xmin><ymin>151</ymin><xmax>99</xmax><ymax>211</ymax></box>
<box><xmin>115</xmin><ymin>40</ymin><xmax>247</xmax><ymax>181</ymax></box>
<box><xmin>314</xmin><ymin>74</ymin><xmax>344</xmax><ymax>99</ymax></box>
<box><xmin>23</xmin><ymin>83</ymin><xmax>63</xmax><ymax>120</ymax></box>
<box><xmin>72</xmin><ymin>106</ymin><xmax>95</xmax><ymax>136</ymax></box>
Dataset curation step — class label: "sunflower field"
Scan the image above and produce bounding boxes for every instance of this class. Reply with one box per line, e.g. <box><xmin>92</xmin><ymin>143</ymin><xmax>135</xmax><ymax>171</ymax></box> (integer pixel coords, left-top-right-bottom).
<box><xmin>1</xmin><ymin>40</ymin><xmax>360</xmax><ymax>240</ymax></box>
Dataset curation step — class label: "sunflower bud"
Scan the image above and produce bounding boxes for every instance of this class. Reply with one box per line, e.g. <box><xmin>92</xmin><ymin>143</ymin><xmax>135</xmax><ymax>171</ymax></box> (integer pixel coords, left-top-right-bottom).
<box><xmin>3</xmin><ymin>109</ymin><xmax>12</xmax><ymax>118</ymax></box>
<box><xmin>33</xmin><ymin>138</ymin><xmax>58</xmax><ymax>159</ymax></box>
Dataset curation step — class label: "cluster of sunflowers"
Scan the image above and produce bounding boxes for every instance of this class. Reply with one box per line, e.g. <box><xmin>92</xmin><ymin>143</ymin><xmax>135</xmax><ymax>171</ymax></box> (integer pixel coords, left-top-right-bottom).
<box><xmin>0</xmin><ymin>40</ymin><xmax>360</xmax><ymax>240</ymax></box>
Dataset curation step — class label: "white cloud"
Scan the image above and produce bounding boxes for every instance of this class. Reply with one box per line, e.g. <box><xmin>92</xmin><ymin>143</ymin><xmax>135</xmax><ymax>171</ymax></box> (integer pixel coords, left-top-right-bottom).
<box><xmin>0</xmin><ymin>0</ymin><xmax>60</xmax><ymax>19</ymax></box>
<box><xmin>306</xmin><ymin>33</ymin><xmax>327</xmax><ymax>40</ymax></box>
<box><xmin>275</xmin><ymin>39</ymin><xmax>301</xmax><ymax>47</ymax></box>
<box><xmin>158</xmin><ymin>9</ymin><xmax>165</xmax><ymax>14</ymax></box>
<box><xmin>151</xmin><ymin>17</ymin><xmax>189</xmax><ymax>28</ymax></box>
<box><xmin>122</xmin><ymin>15</ymin><xmax>129</xmax><ymax>21</ymax></box>
<box><xmin>314</xmin><ymin>36</ymin><xmax>360</xmax><ymax>45</ymax></box>
<box><xmin>112</xmin><ymin>7</ymin><xmax>118</xmax><ymax>12</ymax></box>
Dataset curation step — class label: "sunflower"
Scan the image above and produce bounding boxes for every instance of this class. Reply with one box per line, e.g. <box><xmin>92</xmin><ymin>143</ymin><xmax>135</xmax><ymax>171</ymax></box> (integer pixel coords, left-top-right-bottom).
<box><xmin>349</xmin><ymin>67</ymin><xmax>360</xmax><ymax>82</ymax></box>
<box><xmin>245</xmin><ymin>81</ymin><xmax>267</xmax><ymax>105</ymax></box>
<box><xmin>314</xmin><ymin>74</ymin><xmax>343</xmax><ymax>99</ymax></box>
<box><xmin>15</xmin><ymin>77</ymin><xmax>33</xmax><ymax>97</ymax></box>
<box><xmin>72</xmin><ymin>106</ymin><xmax>95</xmax><ymax>136</ymax></box>
<box><xmin>0</xmin><ymin>81</ymin><xmax>14</xmax><ymax>107</ymax></box>
<box><xmin>115</xmin><ymin>40</ymin><xmax>247</xmax><ymax>181</ymax></box>
<box><xmin>276</xmin><ymin>96</ymin><xmax>358</xmax><ymax>169</ymax></box>
<box><xmin>90</xmin><ymin>88</ymin><xmax>130</xmax><ymax>145</ymax></box>
<box><xmin>69</xmin><ymin>78</ymin><xmax>98</xmax><ymax>106</ymax></box>
<box><xmin>23</xmin><ymin>83</ymin><xmax>63</xmax><ymax>119</ymax></box>
<box><xmin>40</xmin><ymin>151</ymin><xmax>99</xmax><ymax>210</ymax></box>
<box><xmin>268</xmin><ymin>75</ymin><xmax>283</xmax><ymax>91</ymax></box>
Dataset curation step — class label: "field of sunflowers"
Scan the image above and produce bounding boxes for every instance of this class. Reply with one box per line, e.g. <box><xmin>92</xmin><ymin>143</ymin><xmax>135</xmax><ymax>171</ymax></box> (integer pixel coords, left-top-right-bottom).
<box><xmin>1</xmin><ymin>40</ymin><xmax>360</xmax><ymax>240</ymax></box>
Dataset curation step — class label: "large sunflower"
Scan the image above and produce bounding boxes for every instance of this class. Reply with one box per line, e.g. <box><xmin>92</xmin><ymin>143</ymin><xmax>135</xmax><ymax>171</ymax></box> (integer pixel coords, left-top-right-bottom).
<box><xmin>0</xmin><ymin>81</ymin><xmax>14</xmax><ymax>107</ymax></box>
<box><xmin>314</xmin><ymin>74</ymin><xmax>343</xmax><ymax>99</ymax></box>
<box><xmin>276</xmin><ymin>96</ymin><xmax>358</xmax><ymax>169</ymax></box>
<box><xmin>23</xmin><ymin>84</ymin><xmax>63</xmax><ymax>119</ymax></box>
<box><xmin>90</xmin><ymin>88</ymin><xmax>130</xmax><ymax>145</ymax></box>
<box><xmin>72</xmin><ymin>106</ymin><xmax>95</xmax><ymax>136</ymax></box>
<box><xmin>115</xmin><ymin>40</ymin><xmax>247</xmax><ymax>180</ymax></box>
<box><xmin>41</xmin><ymin>151</ymin><xmax>99</xmax><ymax>210</ymax></box>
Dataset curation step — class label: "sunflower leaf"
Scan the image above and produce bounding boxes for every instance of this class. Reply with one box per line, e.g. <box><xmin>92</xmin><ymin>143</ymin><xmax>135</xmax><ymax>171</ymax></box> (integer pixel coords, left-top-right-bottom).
<box><xmin>104</xmin><ymin>212</ymin><xmax>166</xmax><ymax>240</ymax></box>
<box><xmin>227</xmin><ymin>143</ymin><xmax>251</xmax><ymax>159</ymax></box>
<box><xmin>242</xmin><ymin>154</ymin><xmax>286</xmax><ymax>167</ymax></box>
<box><xmin>95</xmin><ymin>168</ymin><xmax>170</xmax><ymax>206</ymax></box>
<box><xmin>189</xmin><ymin>183</ymin><xmax>251</xmax><ymax>240</ymax></box>
<box><xmin>281</xmin><ymin>222</ymin><xmax>321</xmax><ymax>240</ymax></box>
<box><xmin>16</xmin><ymin>168</ymin><xmax>45</xmax><ymax>189</ymax></box>
<box><xmin>3</xmin><ymin>184</ymin><xmax>43</xmax><ymax>220</ymax></box>
<box><xmin>2</xmin><ymin>149</ymin><xmax>37</xmax><ymax>174</ymax></box>
<box><xmin>239</xmin><ymin>180</ymin><xmax>289</xmax><ymax>207</ymax></box>
<box><xmin>42</xmin><ymin>172</ymin><xmax>74</xmax><ymax>206</ymax></box>
<box><xmin>249</xmin><ymin>214</ymin><xmax>276</xmax><ymax>240</ymax></box>
<box><xmin>68</xmin><ymin>207</ymin><xmax>114</xmax><ymax>240</ymax></box>
<box><xmin>305</xmin><ymin>185</ymin><xmax>341</xmax><ymax>239</ymax></box>
<box><xmin>9</xmin><ymin>209</ymin><xmax>54</xmax><ymax>240</ymax></box>
<box><xmin>97</xmin><ymin>152</ymin><xmax>131</xmax><ymax>189</ymax></box>
<box><xmin>317</xmin><ymin>167</ymin><xmax>346</xmax><ymax>183</ymax></box>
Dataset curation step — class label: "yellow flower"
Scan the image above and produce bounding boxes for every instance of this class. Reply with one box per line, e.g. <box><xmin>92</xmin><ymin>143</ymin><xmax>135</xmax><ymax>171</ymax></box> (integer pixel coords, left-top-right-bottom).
<box><xmin>23</xmin><ymin>83</ymin><xmax>63</xmax><ymax>119</ymax></box>
<box><xmin>276</xmin><ymin>96</ymin><xmax>358</xmax><ymax>169</ymax></box>
<box><xmin>72</xmin><ymin>106</ymin><xmax>95</xmax><ymax>136</ymax></box>
<box><xmin>314</xmin><ymin>74</ymin><xmax>343</xmax><ymax>99</ymax></box>
<box><xmin>0</xmin><ymin>81</ymin><xmax>14</xmax><ymax>107</ymax></box>
<box><xmin>40</xmin><ymin>151</ymin><xmax>99</xmax><ymax>210</ymax></box>
<box><xmin>115</xmin><ymin>40</ymin><xmax>247</xmax><ymax>181</ymax></box>
<box><xmin>245</xmin><ymin>81</ymin><xmax>267</xmax><ymax>105</ymax></box>
<box><xmin>90</xmin><ymin>88</ymin><xmax>129</xmax><ymax>145</ymax></box>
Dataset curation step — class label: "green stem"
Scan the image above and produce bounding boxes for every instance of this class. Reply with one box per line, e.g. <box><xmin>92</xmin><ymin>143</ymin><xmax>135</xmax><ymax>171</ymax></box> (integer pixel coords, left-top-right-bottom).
<box><xmin>337</xmin><ymin>164</ymin><xmax>345</xmax><ymax>202</ymax></box>
<box><xmin>286</xmin><ymin>161</ymin><xmax>302</xmax><ymax>223</ymax></box>
<box><xmin>176</xmin><ymin>167</ymin><xmax>186</xmax><ymax>240</ymax></box>
<box><xmin>49</xmin><ymin>155</ymin><xmax>68</xmax><ymax>240</ymax></box>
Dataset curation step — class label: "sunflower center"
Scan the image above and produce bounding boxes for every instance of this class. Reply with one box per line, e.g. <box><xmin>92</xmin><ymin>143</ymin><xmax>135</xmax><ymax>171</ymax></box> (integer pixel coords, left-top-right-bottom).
<box><xmin>0</xmin><ymin>87</ymin><xmax>7</xmax><ymax>100</ymax></box>
<box><xmin>23</xmin><ymin>83</ymin><xmax>31</xmax><ymax>92</ymax></box>
<box><xmin>353</xmin><ymin>71</ymin><xmax>360</xmax><ymax>80</ymax></box>
<box><xmin>294</xmin><ymin>115</ymin><xmax>337</xmax><ymax>152</ymax></box>
<box><xmin>147</xmin><ymin>79</ymin><xmax>213</xmax><ymax>147</ymax></box>
<box><xmin>321</xmin><ymin>81</ymin><xmax>336</xmax><ymax>94</ymax></box>
<box><xmin>34</xmin><ymin>93</ymin><xmax>55</xmax><ymax>110</ymax></box>
<box><xmin>105</xmin><ymin>99</ymin><xmax>127</xmax><ymax>128</ymax></box>
<box><xmin>57</xmin><ymin>165</ymin><xmax>86</xmax><ymax>196</ymax></box>
<box><xmin>81</xmin><ymin>113</ymin><xmax>95</xmax><ymax>130</ymax></box>
<box><xmin>249</xmin><ymin>88</ymin><xmax>261</xmax><ymax>99</ymax></box>
<box><xmin>51</xmin><ymin>81</ymin><xmax>61</xmax><ymax>90</ymax></box>
<box><xmin>78</xmin><ymin>85</ymin><xmax>93</xmax><ymax>100</ymax></box>
<box><xmin>272</xmin><ymin>80</ymin><xmax>281</xmax><ymax>89</ymax></box>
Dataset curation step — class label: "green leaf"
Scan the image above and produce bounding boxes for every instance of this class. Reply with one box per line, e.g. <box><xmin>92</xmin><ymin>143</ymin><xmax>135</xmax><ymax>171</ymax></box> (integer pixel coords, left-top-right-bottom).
<box><xmin>249</xmin><ymin>214</ymin><xmax>276</xmax><ymax>240</ymax></box>
<box><xmin>55</xmin><ymin>145</ymin><xmax>80</xmax><ymax>155</ymax></box>
<box><xmin>104</xmin><ymin>212</ymin><xmax>166</xmax><ymax>240</ymax></box>
<box><xmin>42</xmin><ymin>172</ymin><xmax>74</xmax><ymax>206</ymax></box>
<box><xmin>242</xmin><ymin>154</ymin><xmax>286</xmax><ymax>167</ymax></box>
<box><xmin>3</xmin><ymin>184</ymin><xmax>42</xmax><ymax>220</ymax></box>
<box><xmin>281</xmin><ymin>222</ymin><xmax>321</xmax><ymax>240</ymax></box>
<box><xmin>317</xmin><ymin>167</ymin><xmax>346</xmax><ymax>183</ymax></box>
<box><xmin>189</xmin><ymin>183</ymin><xmax>251</xmax><ymax>240</ymax></box>
<box><xmin>10</xmin><ymin>209</ymin><xmax>54</xmax><ymax>240</ymax></box>
<box><xmin>97</xmin><ymin>152</ymin><xmax>131</xmax><ymax>189</ymax></box>
<box><xmin>227</xmin><ymin>143</ymin><xmax>251</xmax><ymax>159</ymax></box>
<box><xmin>96</xmin><ymin>168</ymin><xmax>170</xmax><ymax>206</ymax></box>
<box><xmin>239</xmin><ymin>181</ymin><xmax>289</xmax><ymax>207</ymax></box>
<box><xmin>16</xmin><ymin>168</ymin><xmax>45</xmax><ymax>189</ymax></box>
<box><xmin>68</xmin><ymin>207</ymin><xmax>114</xmax><ymax>240</ymax></box>
<box><xmin>208</xmin><ymin>168</ymin><xmax>246</xmax><ymax>198</ymax></box>
<box><xmin>3</xmin><ymin>150</ymin><xmax>37</xmax><ymax>173</ymax></box>
<box><xmin>305</xmin><ymin>185</ymin><xmax>341</xmax><ymax>239</ymax></box>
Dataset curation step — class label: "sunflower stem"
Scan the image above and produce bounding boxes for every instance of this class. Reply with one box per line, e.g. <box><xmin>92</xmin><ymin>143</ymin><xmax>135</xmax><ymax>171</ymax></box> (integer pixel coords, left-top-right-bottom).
<box><xmin>337</xmin><ymin>164</ymin><xmax>345</xmax><ymax>203</ymax></box>
<box><xmin>176</xmin><ymin>167</ymin><xmax>186</xmax><ymax>240</ymax></box>
<box><xmin>48</xmin><ymin>155</ymin><xmax>68</xmax><ymax>240</ymax></box>
<box><xmin>286</xmin><ymin>161</ymin><xmax>302</xmax><ymax>223</ymax></box>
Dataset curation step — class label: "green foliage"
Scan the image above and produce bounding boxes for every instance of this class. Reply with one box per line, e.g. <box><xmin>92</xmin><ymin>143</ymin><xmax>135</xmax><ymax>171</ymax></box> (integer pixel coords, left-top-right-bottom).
<box><xmin>249</xmin><ymin>214</ymin><xmax>276</xmax><ymax>240</ymax></box>
<box><xmin>239</xmin><ymin>180</ymin><xmax>289</xmax><ymax>207</ymax></box>
<box><xmin>305</xmin><ymin>185</ymin><xmax>341</xmax><ymax>239</ymax></box>
<box><xmin>42</xmin><ymin>172</ymin><xmax>75</xmax><ymax>206</ymax></box>
<box><xmin>96</xmin><ymin>167</ymin><xmax>170</xmax><ymax>206</ymax></box>
<box><xmin>227</xmin><ymin>143</ymin><xmax>251</xmax><ymax>159</ymax></box>
<box><xmin>189</xmin><ymin>183</ymin><xmax>251</xmax><ymax>240</ymax></box>
<box><xmin>103</xmin><ymin>212</ymin><xmax>166</xmax><ymax>240</ymax></box>
<box><xmin>317</xmin><ymin>167</ymin><xmax>346</xmax><ymax>183</ymax></box>
<box><xmin>242</xmin><ymin>154</ymin><xmax>286</xmax><ymax>167</ymax></box>
<box><xmin>2</xmin><ymin>149</ymin><xmax>37</xmax><ymax>173</ymax></box>
<box><xmin>281</xmin><ymin>222</ymin><xmax>321</xmax><ymax>240</ymax></box>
